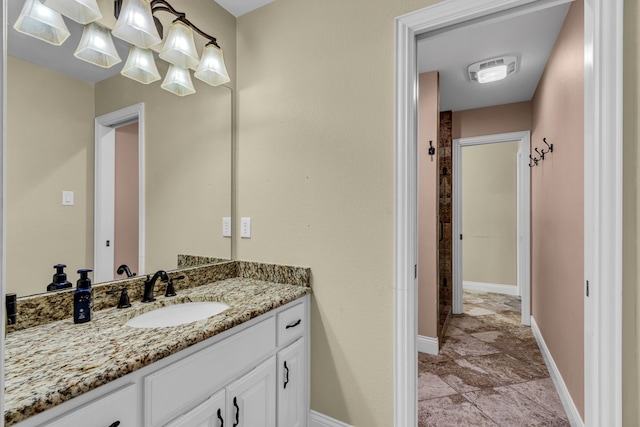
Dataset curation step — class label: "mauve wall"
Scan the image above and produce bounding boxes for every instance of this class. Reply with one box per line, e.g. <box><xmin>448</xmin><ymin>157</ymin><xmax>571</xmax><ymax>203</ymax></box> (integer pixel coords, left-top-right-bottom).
<box><xmin>452</xmin><ymin>101</ymin><xmax>531</xmax><ymax>140</ymax></box>
<box><xmin>114</xmin><ymin>123</ymin><xmax>139</xmax><ymax>277</ymax></box>
<box><xmin>418</xmin><ymin>71</ymin><xmax>439</xmax><ymax>338</ymax></box>
<box><xmin>531</xmin><ymin>0</ymin><xmax>584</xmax><ymax>419</ymax></box>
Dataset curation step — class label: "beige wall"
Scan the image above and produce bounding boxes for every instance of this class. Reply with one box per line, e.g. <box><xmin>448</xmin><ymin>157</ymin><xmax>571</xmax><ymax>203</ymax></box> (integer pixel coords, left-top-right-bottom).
<box><xmin>623</xmin><ymin>0</ymin><xmax>640</xmax><ymax>424</ymax></box>
<box><xmin>452</xmin><ymin>101</ymin><xmax>532</xmax><ymax>139</ymax></box>
<box><xmin>531</xmin><ymin>0</ymin><xmax>584</xmax><ymax>418</ymax></box>
<box><xmin>6</xmin><ymin>56</ymin><xmax>95</xmax><ymax>296</ymax></box>
<box><xmin>236</xmin><ymin>0</ymin><xmax>437</xmax><ymax>424</ymax></box>
<box><xmin>418</xmin><ymin>72</ymin><xmax>440</xmax><ymax>338</ymax></box>
<box><xmin>114</xmin><ymin>123</ymin><xmax>139</xmax><ymax>276</ymax></box>
<box><xmin>462</xmin><ymin>142</ymin><xmax>518</xmax><ymax>286</ymax></box>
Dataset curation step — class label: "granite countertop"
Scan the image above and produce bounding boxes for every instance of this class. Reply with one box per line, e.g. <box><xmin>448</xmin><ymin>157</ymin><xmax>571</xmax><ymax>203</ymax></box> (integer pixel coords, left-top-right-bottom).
<box><xmin>4</xmin><ymin>276</ymin><xmax>311</xmax><ymax>426</ymax></box>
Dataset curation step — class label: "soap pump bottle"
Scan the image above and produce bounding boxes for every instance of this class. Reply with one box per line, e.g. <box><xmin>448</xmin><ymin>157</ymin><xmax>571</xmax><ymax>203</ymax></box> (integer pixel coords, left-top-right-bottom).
<box><xmin>73</xmin><ymin>269</ymin><xmax>93</xmax><ymax>324</ymax></box>
<box><xmin>47</xmin><ymin>264</ymin><xmax>73</xmax><ymax>292</ymax></box>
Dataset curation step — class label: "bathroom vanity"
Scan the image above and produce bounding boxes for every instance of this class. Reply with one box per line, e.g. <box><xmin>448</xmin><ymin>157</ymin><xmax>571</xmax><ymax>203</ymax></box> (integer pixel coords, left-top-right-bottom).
<box><xmin>4</xmin><ymin>261</ymin><xmax>311</xmax><ymax>427</ymax></box>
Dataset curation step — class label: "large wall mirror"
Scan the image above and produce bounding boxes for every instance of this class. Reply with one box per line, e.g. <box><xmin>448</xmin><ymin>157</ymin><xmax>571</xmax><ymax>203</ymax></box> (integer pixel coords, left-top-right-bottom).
<box><xmin>6</xmin><ymin>0</ymin><xmax>232</xmax><ymax>297</ymax></box>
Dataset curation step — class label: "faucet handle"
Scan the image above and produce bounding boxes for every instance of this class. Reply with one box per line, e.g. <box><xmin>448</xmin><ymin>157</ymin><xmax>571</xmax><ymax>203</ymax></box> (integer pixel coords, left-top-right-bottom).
<box><xmin>164</xmin><ymin>275</ymin><xmax>185</xmax><ymax>298</ymax></box>
<box><xmin>107</xmin><ymin>287</ymin><xmax>132</xmax><ymax>309</ymax></box>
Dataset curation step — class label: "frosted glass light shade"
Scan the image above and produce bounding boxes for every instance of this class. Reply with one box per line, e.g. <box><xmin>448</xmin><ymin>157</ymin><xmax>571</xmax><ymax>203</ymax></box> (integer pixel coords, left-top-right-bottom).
<box><xmin>121</xmin><ymin>45</ymin><xmax>161</xmax><ymax>84</ymax></box>
<box><xmin>159</xmin><ymin>21</ymin><xmax>199</xmax><ymax>69</ymax></box>
<box><xmin>194</xmin><ymin>44</ymin><xmax>230</xmax><ymax>86</ymax></box>
<box><xmin>112</xmin><ymin>0</ymin><xmax>161</xmax><ymax>49</ymax></box>
<box><xmin>74</xmin><ymin>22</ymin><xmax>121</xmax><ymax>68</ymax></box>
<box><xmin>43</xmin><ymin>0</ymin><xmax>102</xmax><ymax>24</ymax></box>
<box><xmin>477</xmin><ymin>65</ymin><xmax>508</xmax><ymax>84</ymax></box>
<box><xmin>14</xmin><ymin>0</ymin><xmax>70</xmax><ymax>46</ymax></box>
<box><xmin>161</xmin><ymin>65</ymin><xmax>195</xmax><ymax>96</ymax></box>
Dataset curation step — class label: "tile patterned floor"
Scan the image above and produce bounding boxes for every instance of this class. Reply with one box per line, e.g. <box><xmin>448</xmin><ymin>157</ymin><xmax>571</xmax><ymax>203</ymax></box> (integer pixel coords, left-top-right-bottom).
<box><xmin>418</xmin><ymin>290</ymin><xmax>570</xmax><ymax>426</ymax></box>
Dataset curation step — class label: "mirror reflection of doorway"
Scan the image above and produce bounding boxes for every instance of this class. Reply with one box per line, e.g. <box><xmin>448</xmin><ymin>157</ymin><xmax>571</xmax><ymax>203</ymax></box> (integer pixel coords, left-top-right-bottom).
<box><xmin>94</xmin><ymin>103</ymin><xmax>145</xmax><ymax>284</ymax></box>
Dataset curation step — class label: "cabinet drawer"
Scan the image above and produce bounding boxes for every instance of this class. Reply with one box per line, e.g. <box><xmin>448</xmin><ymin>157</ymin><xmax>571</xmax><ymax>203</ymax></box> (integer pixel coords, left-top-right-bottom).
<box><xmin>145</xmin><ymin>317</ymin><xmax>276</xmax><ymax>427</ymax></box>
<box><xmin>45</xmin><ymin>383</ymin><xmax>138</xmax><ymax>427</ymax></box>
<box><xmin>277</xmin><ymin>302</ymin><xmax>305</xmax><ymax>347</ymax></box>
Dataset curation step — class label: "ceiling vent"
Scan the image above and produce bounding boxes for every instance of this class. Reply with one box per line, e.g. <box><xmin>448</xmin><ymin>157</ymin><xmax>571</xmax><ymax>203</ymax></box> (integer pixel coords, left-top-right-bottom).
<box><xmin>468</xmin><ymin>55</ymin><xmax>518</xmax><ymax>84</ymax></box>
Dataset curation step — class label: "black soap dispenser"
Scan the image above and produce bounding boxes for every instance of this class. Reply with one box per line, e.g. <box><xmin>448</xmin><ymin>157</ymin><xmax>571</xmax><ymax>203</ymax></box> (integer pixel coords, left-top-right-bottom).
<box><xmin>73</xmin><ymin>269</ymin><xmax>93</xmax><ymax>324</ymax></box>
<box><xmin>47</xmin><ymin>264</ymin><xmax>73</xmax><ymax>292</ymax></box>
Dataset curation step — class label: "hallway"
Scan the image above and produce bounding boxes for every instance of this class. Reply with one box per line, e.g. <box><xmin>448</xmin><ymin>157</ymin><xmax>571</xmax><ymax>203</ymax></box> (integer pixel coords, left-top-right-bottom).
<box><xmin>418</xmin><ymin>291</ymin><xmax>570</xmax><ymax>426</ymax></box>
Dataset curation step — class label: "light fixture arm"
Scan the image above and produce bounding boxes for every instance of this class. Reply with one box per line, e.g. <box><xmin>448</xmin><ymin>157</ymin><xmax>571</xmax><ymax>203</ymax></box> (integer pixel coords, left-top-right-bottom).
<box><xmin>114</xmin><ymin>0</ymin><xmax>220</xmax><ymax>48</ymax></box>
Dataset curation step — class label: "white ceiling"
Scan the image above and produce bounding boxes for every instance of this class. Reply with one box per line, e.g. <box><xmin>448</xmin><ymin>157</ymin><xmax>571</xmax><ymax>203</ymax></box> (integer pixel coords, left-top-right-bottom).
<box><xmin>418</xmin><ymin>3</ymin><xmax>570</xmax><ymax>112</ymax></box>
<box><xmin>215</xmin><ymin>0</ymin><xmax>273</xmax><ymax>17</ymax></box>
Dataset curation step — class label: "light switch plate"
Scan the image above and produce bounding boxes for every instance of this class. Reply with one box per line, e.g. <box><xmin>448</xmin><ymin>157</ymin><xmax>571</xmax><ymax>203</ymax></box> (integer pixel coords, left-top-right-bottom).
<box><xmin>62</xmin><ymin>191</ymin><xmax>74</xmax><ymax>206</ymax></box>
<box><xmin>222</xmin><ymin>217</ymin><xmax>232</xmax><ymax>237</ymax></box>
<box><xmin>240</xmin><ymin>217</ymin><xmax>251</xmax><ymax>238</ymax></box>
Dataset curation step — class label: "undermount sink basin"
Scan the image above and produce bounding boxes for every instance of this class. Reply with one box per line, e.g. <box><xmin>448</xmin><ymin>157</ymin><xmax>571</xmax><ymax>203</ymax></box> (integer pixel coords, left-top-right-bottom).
<box><xmin>125</xmin><ymin>301</ymin><xmax>230</xmax><ymax>328</ymax></box>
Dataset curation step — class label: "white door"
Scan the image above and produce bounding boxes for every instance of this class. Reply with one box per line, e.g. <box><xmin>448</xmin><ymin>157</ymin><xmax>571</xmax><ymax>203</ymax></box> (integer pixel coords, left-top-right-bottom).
<box><xmin>277</xmin><ymin>338</ymin><xmax>305</xmax><ymax>427</ymax></box>
<box><xmin>164</xmin><ymin>390</ymin><xmax>225</xmax><ymax>427</ymax></box>
<box><xmin>226</xmin><ymin>357</ymin><xmax>276</xmax><ymax>427</ymax></box>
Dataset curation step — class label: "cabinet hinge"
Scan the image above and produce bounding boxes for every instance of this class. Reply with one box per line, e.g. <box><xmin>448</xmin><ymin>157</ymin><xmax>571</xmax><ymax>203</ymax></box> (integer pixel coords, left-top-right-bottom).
<box><xmin>414</xmin><ymin>265</ymin><xmax>417</xmax><ymax>279</ymax></box>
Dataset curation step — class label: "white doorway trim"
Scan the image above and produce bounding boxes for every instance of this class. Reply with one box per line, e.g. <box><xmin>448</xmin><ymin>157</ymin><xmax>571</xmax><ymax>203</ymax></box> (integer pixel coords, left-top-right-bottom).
<box><xmin>394</xmin><ymin>1</ymin><xmax>623</xmax><ymax>426</ymax></box>
<box><xmin>452</xmin><ymin>131</ymin><xmax>531</xmax><ymax>326</ymax></box>
<box><xmin>94</xmin><ymin>103</ymin><xmax>146</xmax><ymax>283</ymax></box>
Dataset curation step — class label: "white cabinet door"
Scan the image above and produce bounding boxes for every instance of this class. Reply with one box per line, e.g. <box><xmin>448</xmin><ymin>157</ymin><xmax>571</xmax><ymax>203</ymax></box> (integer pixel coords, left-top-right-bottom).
<box><xmin>277</xmin><ymin>338</ymin><xmax>305</xmax><ymax>427</ymax></box>
<box><xmin>226</xmin><ymin>357</ymin><xmax>276</xmax><ymax>427</ymax></box>
<box><xmin>164</xmin><ymin>390</ymin><xmax>225</xmax><ymax>427</ymax></box>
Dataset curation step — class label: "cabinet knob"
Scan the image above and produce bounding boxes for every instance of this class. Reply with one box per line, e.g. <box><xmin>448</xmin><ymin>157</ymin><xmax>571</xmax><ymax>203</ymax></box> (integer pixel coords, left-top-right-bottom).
<box><xmin>108</xmin><ymin>422</ymin><xmax>120</xmax><ymax>427</ymax></box>
<box><xmin>217</xmin><ymin>408</ymin><xmax>224</xmax><ymax>427</ymax></box>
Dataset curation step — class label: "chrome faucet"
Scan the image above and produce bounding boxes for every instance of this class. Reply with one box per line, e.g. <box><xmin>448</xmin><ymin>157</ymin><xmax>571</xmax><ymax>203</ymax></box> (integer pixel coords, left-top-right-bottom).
<box><xmin>142</xmin><ymin>271</ymin><xmax>170</xmax><ymax>303</ymax></box>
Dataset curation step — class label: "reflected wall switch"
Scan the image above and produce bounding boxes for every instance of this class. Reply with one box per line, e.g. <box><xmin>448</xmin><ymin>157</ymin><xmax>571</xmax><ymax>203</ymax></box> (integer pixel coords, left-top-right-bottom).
<box><xmin>240</xmin><ymin>217</ymin><xmax>251</xmax><ymax>238</ymax></box>
<box><xmin>222</xmin><ymin>217</ymin><xmax>232</xmax><ymax>237</ymax></box>
<box><xmin>62</xmin><ymin>191</ymin><xmax>74</xmax><ymax>206</ymax></box>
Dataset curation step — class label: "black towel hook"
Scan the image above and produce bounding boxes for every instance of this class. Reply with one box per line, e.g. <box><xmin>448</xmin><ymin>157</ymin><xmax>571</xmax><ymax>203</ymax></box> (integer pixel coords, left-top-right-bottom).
<box><xmin>534</xmin><ymin>147</ymin><xmax>545</xmax><ymax>160</ymax></box>
<box><xmin>428</xmin><ymin>140</ymin><xmax>435</xmax><ymax>158</ymax></box>
<box><xmin>542</xmin><ymin>137</ymin><xmax>554</xmax><ymax>153</ymax></box>
<box><xmin>529</xmin><ymin>155</ymin><xmax>539</xmax><ymax>168</ymax></box>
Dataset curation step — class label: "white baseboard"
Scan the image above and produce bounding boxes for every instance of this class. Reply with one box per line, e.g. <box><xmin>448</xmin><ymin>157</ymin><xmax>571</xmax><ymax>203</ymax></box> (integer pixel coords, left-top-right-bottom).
<box><xmin>530</xmin><ymin>317</ymin><xmax>584</xmax><ymax>427</ymax></box>
<box><xmin>463</xmin><ymin>281</ymin><xmax>519</xmax><ymax>296</ymax></box>
<box><xmin>417</xmin><ymin>335</ymin><xmax>439</xmax><ymax>355</ymax></box>
<box><xmin>308</xmin><ymin>410</ymin><xmax>354</xmax><ymax>427</ymax></box>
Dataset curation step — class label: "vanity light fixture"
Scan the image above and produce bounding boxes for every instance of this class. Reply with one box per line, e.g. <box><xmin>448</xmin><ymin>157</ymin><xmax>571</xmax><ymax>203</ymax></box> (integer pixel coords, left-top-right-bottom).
<box><xmin>161</xmin><ymin>64</ymin><xmax>195</xmax><ymax>96</ymax></box>
<box><xmin>74</xmin><ymin>22</ymin><xmax>122</xmax><ymax>68</ymax></box>
<box><xmin>13</xmin><ymin>0</ymin><xmax>230</xmax><ymax>95</ymax></box>
<box><xmin>121</xmin><ymin>45</ymin><xmax>161</xmax><ymax>83</ymax></box>
<box><xmin>115</xmin><ymin>0</ymin><xmax>231</xmax><ymax>92</ymax></box>
<box><xmin>43</xmin><ymin>0</ymin><xmax>102</xmax><ymax>25</ymax></box>
<box><xmin>14</xmin><ymin>0</ymin><xmax>70</xmax><ymax>46</ymax></box>
<box><xmin>468</xmin><ymin>55</ymin><xmax>518</xmax><ymax>84</ymax></box>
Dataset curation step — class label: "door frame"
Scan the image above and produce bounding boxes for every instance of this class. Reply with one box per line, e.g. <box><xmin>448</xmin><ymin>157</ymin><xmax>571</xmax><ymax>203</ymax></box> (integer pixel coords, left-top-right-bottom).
<box><xmin>94</xmin><ymin>103</ymin><xmax>146</xmax><ymax>283</ymax></box>
<box><xmin>452</xmin><ymin>131</ymin><xmax>531</xmax><ymax>325</ymax></box>
<box><xmin>394</xmin><ymin>0</ymin><xmax>623</xmax><ymax>426</ymax></box>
